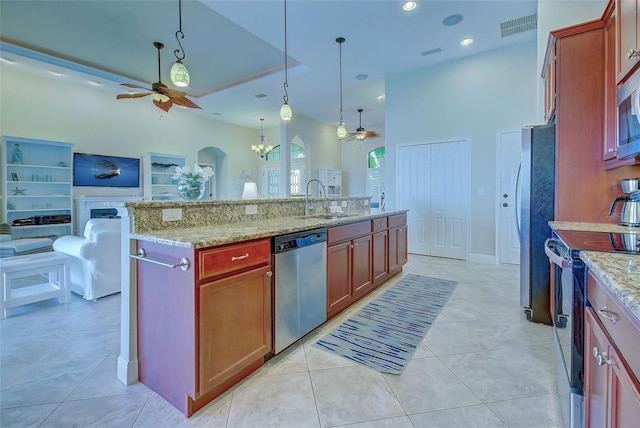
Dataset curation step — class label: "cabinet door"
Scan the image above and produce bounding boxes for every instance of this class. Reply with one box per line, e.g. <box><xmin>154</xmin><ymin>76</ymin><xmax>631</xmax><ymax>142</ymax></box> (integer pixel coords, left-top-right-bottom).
<box><xmin>372</xmin><ymin>230</ymin><xmax>388</xmax><ymax>283</ymax></box>
<box><xmin>352</xmin><ymin>234</ymin><xmax>373</xmax><ymax>296</ymax></box>
<box><xmin>327</xmin><ymin>241</ymin><xmax>352</xmax><ymax>314</ymax></box>
<box><xmin>544</xmin><ymin>43</ymin><xmax>556</xmax><ymax>124</ymax></box>
<box><xmin>605</xmin><ymin>12</ymin><xmax>618</xmax><ymax>160</ymax></box>
<box><xmin>585</xmin><ymin>307</ymin><xmax>611</xmax><ymax>428</ymax></box>
<box><xmin>617</xmin><ymin>0</ymin><xmax>640</xmax><ymax>82</ymax></box>
<box><xmin>609</xmin><ymin>342</ymin><xmax>640</xmax><ymax>428</ymax></box>
<box><xmin>198</xmin><ymin>265</ymin><xmax>272</xmax><ymax>396</ymax></box>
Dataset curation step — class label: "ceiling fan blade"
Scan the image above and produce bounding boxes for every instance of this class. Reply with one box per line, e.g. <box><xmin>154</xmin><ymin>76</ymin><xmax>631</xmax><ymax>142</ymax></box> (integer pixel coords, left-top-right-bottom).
<box><xmin>120</xmin><ymin>83</ymin><xmax>151</xmax><ymax>91</ymax></box>
<box><xmin>116</xmin><ymin>92</ymin><xmax>151</xmax><ymax>99</ymax></box>
<box><xmin>171</xmin><ymin>96</ymin><xmax>202</xmax><ymax>110</ymax></box>
<box><xmin>161</xmin><ymin>87</ymin><xmax>187</xmax><ymax>98</ymax></box>
<box><xmin>339</xmin><ymin>134</ymin><xmax>356</xmax><ymax>141</ymax></box>
<box><xmin>366</xmin><ymin>131</ymin><xmax>381</xmax><ymax>138</ymax></box>
<box><xmin>153</xmin><ymin>98</ymin><xmax>173</xmax><ymax>112</ymax></box>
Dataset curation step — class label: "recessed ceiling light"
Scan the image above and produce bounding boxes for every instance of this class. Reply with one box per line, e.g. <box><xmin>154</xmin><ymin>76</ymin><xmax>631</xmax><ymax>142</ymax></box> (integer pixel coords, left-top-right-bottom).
<box><xmin>355</xmin><ymin>74</ymin><xmax>368</xmax><ymax>80</ymax></box>
<box><xmin>402</xmin><ymin>1</ymin><xmax>417</xmax><ymax>11</ymax></box>
<box><xmin>443</xmin><ymin>14</ymin><xmax>463</xmax><ymax>26</ymax></box>
<box><xmin>1</xmin><ymin>57</ymin><xmax>16</xmax><ymax>64</ymax></box>
<box><xmin>377</xmin><ymin>94</ymin><xmax>385</xmax><ymax>100</ymax></box>
<box><xmin>49</xmin><ymin>70</ymin><xmax>64</xmax><ymax>76</ymax></box>
<box><xmin>460</xmin><ymin>38</ymin><xmax>474</xmax><ymax>46</ymax></box>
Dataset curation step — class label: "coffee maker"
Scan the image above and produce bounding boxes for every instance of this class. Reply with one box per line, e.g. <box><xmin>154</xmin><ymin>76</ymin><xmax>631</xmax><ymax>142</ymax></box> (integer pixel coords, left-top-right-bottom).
<box><xmin>609</xmin><ymin>178</ymin><xmax>640</xmax><ymax>227</ymax></box>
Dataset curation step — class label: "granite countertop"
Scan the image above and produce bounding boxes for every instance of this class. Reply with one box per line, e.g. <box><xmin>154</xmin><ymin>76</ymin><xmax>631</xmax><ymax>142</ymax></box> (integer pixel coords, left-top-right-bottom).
<box><xmin>580</xmin><ymin>250</ymin><xmax>640</xmax><ymax>323</ymax></box>
<box><xmin>130</xmin><ymin>210</ymin><xmax>407</xmax><ymax>249</ymax></box>
<box><xmin>549</xmin><ymin>221</ymin><xmax>640</xmax><ymax>234</ymax></box>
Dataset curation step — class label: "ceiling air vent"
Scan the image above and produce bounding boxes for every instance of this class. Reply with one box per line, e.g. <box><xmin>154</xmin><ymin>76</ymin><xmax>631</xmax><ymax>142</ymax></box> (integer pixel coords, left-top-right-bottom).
<box><xmin>254</xmin><ymin>93</ymin><xmax>267</xmax><ymax>99</ymax></box>
<box><xmin>500</xmin><ymin>13</ymin><xmax>537</xmax><ymax>38</ymax></box>
<box><xmin>421</xmin><ymin>48</ymin><xmax>442</xmax><ymax>57</ymax></box>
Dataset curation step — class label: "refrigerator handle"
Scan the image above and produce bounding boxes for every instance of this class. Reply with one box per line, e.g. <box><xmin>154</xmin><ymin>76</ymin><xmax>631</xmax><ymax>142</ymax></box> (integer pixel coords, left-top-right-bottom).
<box><xmin>514</xmin><ymin>162</ymin><xmax>521</xmax><ymax>242</ymax></box>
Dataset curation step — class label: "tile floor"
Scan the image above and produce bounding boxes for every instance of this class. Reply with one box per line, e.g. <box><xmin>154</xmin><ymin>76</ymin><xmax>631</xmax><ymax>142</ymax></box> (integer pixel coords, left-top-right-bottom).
<box><xmin>0</xmin><ymin>255</ymin><xmax>563</xmax><ymax>427</ymax></box>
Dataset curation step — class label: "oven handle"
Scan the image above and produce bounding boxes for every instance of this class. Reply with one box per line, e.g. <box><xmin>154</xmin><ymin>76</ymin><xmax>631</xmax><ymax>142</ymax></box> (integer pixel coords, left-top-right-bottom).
<box><xmin>544</xmin><ymin>238</ymin><xmax>572</xmax><ymax>268</ymax></box>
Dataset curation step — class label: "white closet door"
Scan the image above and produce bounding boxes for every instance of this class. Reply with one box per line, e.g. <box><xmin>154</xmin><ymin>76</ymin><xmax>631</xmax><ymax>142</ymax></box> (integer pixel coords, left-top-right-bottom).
<box><xmin>430</xmin><ymin>141</ymin><xmax>470</xmax><ymax>260</ymax></box>
<box><xmin>397</xmin><ymin>144</ymin><xmax>431</xmax><ymax>255</ymax></box>
<box><xmin>397</xmin><ymin>141</ymin><xmax>470</xmax><ymax>259</ymax></box>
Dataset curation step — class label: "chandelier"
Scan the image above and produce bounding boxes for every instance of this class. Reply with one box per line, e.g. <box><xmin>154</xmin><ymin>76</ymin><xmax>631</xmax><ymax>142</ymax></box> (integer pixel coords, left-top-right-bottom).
<box><xmin>251</xmin><ymin>118</ymin><xmax>273</xmax><ymax>158</ymax></box>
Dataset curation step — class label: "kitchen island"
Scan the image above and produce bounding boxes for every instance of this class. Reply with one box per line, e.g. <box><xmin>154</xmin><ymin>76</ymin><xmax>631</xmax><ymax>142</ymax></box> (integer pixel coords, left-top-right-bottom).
<box><xmin>111</xmin><ymin>197</ymin><xmax>408</xmax><ymax>417</ymax></box>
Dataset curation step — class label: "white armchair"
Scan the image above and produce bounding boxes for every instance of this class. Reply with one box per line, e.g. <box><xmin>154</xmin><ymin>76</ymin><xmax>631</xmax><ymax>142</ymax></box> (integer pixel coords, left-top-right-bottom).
<box><xmin>53</xmin><ymin>218</ymin><xmax>121</xmax><ymax>300</ymax></box>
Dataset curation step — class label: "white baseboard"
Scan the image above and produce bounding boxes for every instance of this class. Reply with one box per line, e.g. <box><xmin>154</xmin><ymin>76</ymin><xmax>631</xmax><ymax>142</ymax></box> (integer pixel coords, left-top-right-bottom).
<box><xmin>117</xmin><ymin>356</ymin><xmax>139</xmax><ymax>386</ymax></box>
<box><xmin>469</xmin><ymin>253</ymin><xmax>497</xmax><ymax>264</ymax></box>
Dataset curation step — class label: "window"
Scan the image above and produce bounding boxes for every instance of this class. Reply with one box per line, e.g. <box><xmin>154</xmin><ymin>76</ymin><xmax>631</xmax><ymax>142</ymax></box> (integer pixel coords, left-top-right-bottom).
<box><xmin>265</xmin><ymin>143</ymin><xmax>306</xmax><ymax>161</ymax></box>
<box><xmin>367</xmin><ymin>147</ymin><xmax>385</xmax><ymax>208</ymax></box>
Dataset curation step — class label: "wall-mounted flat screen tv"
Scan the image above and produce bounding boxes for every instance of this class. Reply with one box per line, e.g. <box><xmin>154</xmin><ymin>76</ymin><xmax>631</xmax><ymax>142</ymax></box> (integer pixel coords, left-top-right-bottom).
<box><xmin>73</xmin><ymin>153</ymin><xmax>140</xmax><ymax>187</ymax></box>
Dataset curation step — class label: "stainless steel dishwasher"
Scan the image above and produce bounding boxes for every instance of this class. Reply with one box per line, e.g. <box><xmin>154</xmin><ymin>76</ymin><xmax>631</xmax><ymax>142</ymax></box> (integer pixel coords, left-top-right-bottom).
<box><xmin>272</xmin><ymin>228</ymin><xmax>327</xmax><ymax>354</ymax></box>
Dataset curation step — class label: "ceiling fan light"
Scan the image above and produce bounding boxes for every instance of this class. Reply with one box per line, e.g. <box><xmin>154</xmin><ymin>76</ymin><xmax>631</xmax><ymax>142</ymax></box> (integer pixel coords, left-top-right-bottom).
<box><xmin>151</xmin><ymin>92</ymin><xmax>171</xmax><ymax>103</ymax></box>
<box><xmin>337</xmin><ymin>122</ymin><xmax>347</xmax><ymax>138</ymax></box>
<box><xmin>355</xmin><ymin>128</ymin><xmax>367</xmax><ymax>141</ymax></box>
<box><xmin>280</xmin><ymin>101</ymin><xmax>292</xmax><ymax>120</ymax></box>
<box><xmin>170</xmin><ymin>60</ymin><xmax>190</xmax><ymax>87</ymax></box>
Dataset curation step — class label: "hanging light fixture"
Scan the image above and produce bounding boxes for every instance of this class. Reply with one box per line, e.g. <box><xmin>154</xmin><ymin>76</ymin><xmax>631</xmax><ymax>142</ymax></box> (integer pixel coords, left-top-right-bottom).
<box><xmin>355</xmin><ymin>108</ymin><xmax>367</xmax><ymax>141</ymax></box>
<box><xmin>251</xmin><ymin>118</ymin><xmax>274</xmax><ymax>158</ymax></box>
<box><xmin>336</xmin><ymin>37</ymin><xmax>347</xmax><ymax>138</ymax></box>
<box><xmin>170</xmin><ymin>0</ymin><xmax>190</xmax><ymax>87</ymax></box>
<box><xmin>280</xmin><ymin>0</ymin><xmax>292</xmax><ymax>120</ymax></box>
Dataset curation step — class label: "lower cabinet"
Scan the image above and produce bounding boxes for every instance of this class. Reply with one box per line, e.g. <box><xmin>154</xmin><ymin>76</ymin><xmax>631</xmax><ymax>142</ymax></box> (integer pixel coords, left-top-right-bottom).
<box><xmin>326</xmin><ymin>214</ymin><xmax>408</xmax><ymax>319</ymax></box>
<box><xmin>584</xmin><ymin>271</ymin><xmax>640</xmax><ymax>428</ymax></box>
<box><xmin>136</xmin><ymin>238</ymin><xmax>272</xmax><ymax>417</ymax></box>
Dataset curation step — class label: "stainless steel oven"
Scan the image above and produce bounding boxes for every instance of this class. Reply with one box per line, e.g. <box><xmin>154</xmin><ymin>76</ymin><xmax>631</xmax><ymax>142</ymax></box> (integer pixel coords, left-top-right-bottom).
<box><xmin>617</xmin><ymin>65</ymin><xmax>640</xmax><ymax>159</ymax></box>
<box><xmin>545</xmin><ymin>229</ymin><xmax>640</xmax><ymax>428</ymax></box>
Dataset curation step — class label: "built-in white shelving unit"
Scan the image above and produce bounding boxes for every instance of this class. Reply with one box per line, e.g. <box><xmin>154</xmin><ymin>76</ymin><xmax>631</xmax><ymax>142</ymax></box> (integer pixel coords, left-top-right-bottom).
<box><xmin>142</xmin><ymin>152</ymin><xmax>186</xmax><ymax>201</ymax></box>
<box><xmin>2</xmin><ymin>136</ymin><xmax>74</xmax><ymax>239</ymax></box>
<box><xmin>318</xmin><ymin>168</ymin><xmax>342</xmax><ymax>196</ymax></box>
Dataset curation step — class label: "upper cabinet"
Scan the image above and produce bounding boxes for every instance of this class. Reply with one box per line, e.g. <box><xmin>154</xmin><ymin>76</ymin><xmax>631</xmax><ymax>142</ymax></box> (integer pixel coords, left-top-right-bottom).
<box><xmin>605</xmin><ymin>5</ymin><xmax>618</xmax><ymax>161</ymax></box>
<box><xmin>543</xmin><ymin>41</ymin><xmax>556</xmax><ymax>124</ymax></box>
<box><xmin>616</xmin><ymin>0</ymin><xmax>640</xmax><ymax>82</ymax></box>
<box><xmin>2</xmin><ymin>136</ymin><xmax>73</xmax><ymax>239</ymax></box>
<box><xmin>142</xmin><ymin>152</ymin><xmax>186</xmax><ymax>201</ymax></box>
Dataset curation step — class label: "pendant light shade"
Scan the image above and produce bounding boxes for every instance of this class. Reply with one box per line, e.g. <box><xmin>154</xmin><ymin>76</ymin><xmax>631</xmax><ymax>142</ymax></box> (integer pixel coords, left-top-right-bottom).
<box><xmin>280</xmin><ymin>0</ymin><xmax>292</xmax><ymax>120</ymax></box>
<box><xmin>336</xmin><ymin>37</ymin><xmax>347</xmax><ymax>138</ymax></box>
<box><xmin>355</xmin><ymin>108</ymin><xmax>367</xmax><ymax>141</ymax></box>
<box><xmin>170</xmin><ymin>60</ymin><xmax>189</xmax><ymax>87</ymax></box>
<box><xmin>171</xmin><ymin>0</ymin><xmax>190</xmax><ymax>88</ymax></box>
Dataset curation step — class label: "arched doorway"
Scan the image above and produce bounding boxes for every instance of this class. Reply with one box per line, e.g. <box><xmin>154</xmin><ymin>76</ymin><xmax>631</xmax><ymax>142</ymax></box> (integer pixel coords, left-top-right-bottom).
<box><xmin>198</xmin><ymin>147</ymin><xmax>227</xmax><ymax>200</ymax></box>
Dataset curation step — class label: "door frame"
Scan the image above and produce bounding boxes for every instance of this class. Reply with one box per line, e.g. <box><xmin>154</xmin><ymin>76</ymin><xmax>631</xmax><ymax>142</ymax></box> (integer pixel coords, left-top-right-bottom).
<box><xmin>495</xmin><ymin>128</ymin><xmax>522</xmax><ymax>265</ymax></box>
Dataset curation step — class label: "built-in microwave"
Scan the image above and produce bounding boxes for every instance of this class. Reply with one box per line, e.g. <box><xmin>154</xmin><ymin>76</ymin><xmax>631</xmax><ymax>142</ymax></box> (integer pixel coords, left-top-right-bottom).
<box><xmin>618</xmin><ymin>68</ymin><xmax>640</xmax><ymax>159</ymax></box>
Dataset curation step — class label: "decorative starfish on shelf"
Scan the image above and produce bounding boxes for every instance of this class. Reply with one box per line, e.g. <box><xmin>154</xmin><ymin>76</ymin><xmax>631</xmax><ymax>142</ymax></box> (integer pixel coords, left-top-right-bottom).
<box><xmin>11</xmin><ymin>187</ymin><xmax>26</xmax><ymax>196</ymax></box>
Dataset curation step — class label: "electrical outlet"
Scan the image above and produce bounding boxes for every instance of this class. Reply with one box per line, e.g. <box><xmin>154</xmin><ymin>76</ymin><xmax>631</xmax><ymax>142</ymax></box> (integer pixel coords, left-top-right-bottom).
<box><xmin>245</xmin><ymin>204</ymin><xmax>258</xmax><ymax>215</ymax></box>
<box><xmin>162</xmin><ymin>208</ymin><xmax>182</xmax><ymax>221</ymax></box>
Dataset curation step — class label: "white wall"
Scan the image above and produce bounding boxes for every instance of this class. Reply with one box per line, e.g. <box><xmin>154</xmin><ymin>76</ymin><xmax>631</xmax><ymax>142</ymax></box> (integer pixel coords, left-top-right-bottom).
<box><xmin>341</xmin><ymin>137</ymin><xmax>386</xmax><ymax>197</ymax></box>
<box><xmin>0</xmin><ymin>66</ymin><xmax>269</xmax><ymax>199</ymax></box>
<box><xmin>384</xmin><ymin>41</ymin><xmax>538</xmax><ymax>258</ymax></box>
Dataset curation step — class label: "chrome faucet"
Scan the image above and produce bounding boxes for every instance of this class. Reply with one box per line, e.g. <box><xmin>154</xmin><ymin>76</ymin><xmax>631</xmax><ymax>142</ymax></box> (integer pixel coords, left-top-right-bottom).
<box><xmin>305</xmin><ymin>179</ymin><xmax>326</xmax><ymax>216</ymax></box>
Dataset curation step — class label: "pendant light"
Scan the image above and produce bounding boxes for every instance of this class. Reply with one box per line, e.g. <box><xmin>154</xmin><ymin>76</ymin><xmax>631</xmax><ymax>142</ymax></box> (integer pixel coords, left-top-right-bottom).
<box><xmin>280</xmin><ymin>0</ymin><xmax>292</xmax><ymax>120</ymax></box>
<box><xmin>355</xmin><ymin>108</ymin><xmax>367</xmax><ymax>141</ymax></box>
<box><xmin>336</xmin><ymin>37</ymin><xmax>347</xmax><ymax>138</ymax></box>
<box><xmin>170</xmin><ymin>0</ymin><xmax>190</xmax><ymax>87</ymax></box>
<box><xmin>251</xmin><ymin>118</ymin><xmax>274</xmax><ymax>158</ymax></box>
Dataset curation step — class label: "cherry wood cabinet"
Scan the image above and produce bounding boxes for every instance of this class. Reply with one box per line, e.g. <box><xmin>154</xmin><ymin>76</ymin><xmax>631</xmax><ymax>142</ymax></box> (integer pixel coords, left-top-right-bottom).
<box><xmin>136</xmin><ymin>237</ymin><xmax>272</xmax><ymax>417</ymax></box>
<box><xmin>326</xmin><ymin>215</ymin><xmax>407</xmax><ymax>319</ymax></box>
<box><xmin>388</xmin><ymin>214</ymin><xmax>408</xmax><ymax>274</ymax></box>
<box><xmin>604</xmin><ymin>7</ymin><xmax>618</xmax><ymax>161</ymax></box>
<box><xmin>542</xmin><ymin>42</ymin><xmax>556</xmax><ymax>124</ymax></box>
<box><xmin>616</xmin><ymin>0</ymin><xmax>640</xmax><ymax>82</ymax></box>
<box><xmin>584</xmin><ymin>271</ymin><xmax>640</xmax><ymax>427</ymax></box>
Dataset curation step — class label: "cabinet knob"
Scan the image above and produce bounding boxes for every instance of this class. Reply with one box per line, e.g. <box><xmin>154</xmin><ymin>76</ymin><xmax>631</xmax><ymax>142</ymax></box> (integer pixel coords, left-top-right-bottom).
<box><xmin>593</xmin><ymin>347</ymin><xmax>613</xmax><ymax>366</ymax></box>
<box><xmin>608</xmin><ymin>147</ymin><xmax>615</xmax><ymax>153</ymax></box>
<box><xmin>266</xmin><ymin>271</ymin><xmax>273</xmax><ymax>277</ymax></box>
<box><xmin>628</xmin><ymin>49</ymin><xmax>640</xmax><ymax>59</ymax></box>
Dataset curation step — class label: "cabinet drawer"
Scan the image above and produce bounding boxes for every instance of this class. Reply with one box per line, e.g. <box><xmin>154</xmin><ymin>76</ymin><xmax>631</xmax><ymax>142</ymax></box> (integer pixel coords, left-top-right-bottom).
<box><xmin>588</xmin><ymin>271</ymin><xmax>640</xmax><ymax>380</ymax></box>
<box><xmin>371</xmin><ymin>217</ymin><xmax>388</xmax><ymax>232</ymax></box>
<box><xmin>198</xmin><ymin>238</ymin><xmax>270</xmax><ymax>281</ymax></box>
<box><xmin>327</xmin><ymin>221</ymin><xmax>370</xmax><ymax>245</ymax></box>
<box><xmin>388</xmin><ymin>213</ymin><xmax>407</xmax><ymax>228</ymax></box>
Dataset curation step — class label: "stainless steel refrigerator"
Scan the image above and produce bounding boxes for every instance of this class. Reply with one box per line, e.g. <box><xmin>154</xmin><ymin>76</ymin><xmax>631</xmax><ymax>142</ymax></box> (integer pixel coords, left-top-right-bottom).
<box><xmin>518</xmin><ymin>124</ymin><xmax>555</xmax><ymax>325</ymax></box>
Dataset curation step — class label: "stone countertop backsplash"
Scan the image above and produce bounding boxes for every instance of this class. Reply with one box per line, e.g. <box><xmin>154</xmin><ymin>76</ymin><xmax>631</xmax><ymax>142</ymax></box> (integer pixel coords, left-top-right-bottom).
<box><xmin>549</xmin><ymin>221</ymin><xmax>640</xmax><ymax>234</ymax></box>
<box><xmin>580</xmin><ymin>250</ymin><xmax>640</xmax><ymax>323</ymax></box>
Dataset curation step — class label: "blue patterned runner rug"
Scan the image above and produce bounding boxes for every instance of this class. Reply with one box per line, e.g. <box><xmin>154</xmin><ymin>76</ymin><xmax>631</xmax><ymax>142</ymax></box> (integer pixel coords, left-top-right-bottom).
<box><xmin>313</xmin><ymin>274</ymin><xmax>457</xmax><ymax>374</ymax></box>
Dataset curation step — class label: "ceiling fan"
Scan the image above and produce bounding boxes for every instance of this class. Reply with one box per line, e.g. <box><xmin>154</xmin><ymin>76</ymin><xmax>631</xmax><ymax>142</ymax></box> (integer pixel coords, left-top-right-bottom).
<box><xmin>339</xmin><ymin>108</ymin><xmax>381</xmax><ymax>141</ymax></box>
<box><xmin>116</xmin><ymin>41</ymin><xmax>201</xmax><ymax>113</ymax></box>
